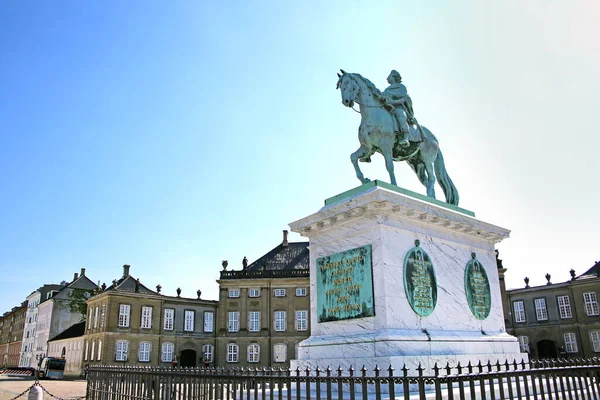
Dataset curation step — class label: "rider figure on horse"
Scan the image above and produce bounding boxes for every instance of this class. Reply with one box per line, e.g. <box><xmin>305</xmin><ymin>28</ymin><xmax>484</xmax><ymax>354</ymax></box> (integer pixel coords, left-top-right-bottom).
<box><xmin>381</xmin><ymin>70</ymin><xmax>416</xmax><ymax>147</ymax></box>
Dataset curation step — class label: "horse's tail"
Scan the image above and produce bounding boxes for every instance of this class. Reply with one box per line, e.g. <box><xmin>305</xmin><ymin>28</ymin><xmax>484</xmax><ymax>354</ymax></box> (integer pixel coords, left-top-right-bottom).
<box><xmin>434</xmin><ymin>150</ymin><xmax>459</xmax><ymax>206</ymax></box>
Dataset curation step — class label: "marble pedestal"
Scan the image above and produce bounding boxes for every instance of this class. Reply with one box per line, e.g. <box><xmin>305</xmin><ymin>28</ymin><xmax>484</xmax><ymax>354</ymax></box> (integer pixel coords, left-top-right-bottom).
<box><xmin>289</xmin><ymin>181</ymin><xmax>523</xmax><ymax>374</ymax></box>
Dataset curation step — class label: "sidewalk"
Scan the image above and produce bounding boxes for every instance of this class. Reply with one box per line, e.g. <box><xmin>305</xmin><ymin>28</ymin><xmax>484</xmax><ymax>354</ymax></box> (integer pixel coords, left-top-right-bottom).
<box><xmin>0</xmin><ymin>376</ymin><xmax>86</xmax><ymax>400</ymax></box>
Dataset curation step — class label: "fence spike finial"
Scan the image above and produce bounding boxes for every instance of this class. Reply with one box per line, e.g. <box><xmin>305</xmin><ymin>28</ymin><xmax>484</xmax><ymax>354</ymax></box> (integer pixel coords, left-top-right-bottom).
<box><xmin>387</xmin><ymin>365</ymin><xmax>395</xmax><ymax>377</ymax></box>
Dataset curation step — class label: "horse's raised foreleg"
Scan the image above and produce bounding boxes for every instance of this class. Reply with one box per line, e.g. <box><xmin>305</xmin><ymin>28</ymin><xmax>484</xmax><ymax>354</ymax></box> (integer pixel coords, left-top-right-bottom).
<box><xmin>350</xmin><ymin>146</ymin><xmax>373</xmax><ymax>184</ymax></box>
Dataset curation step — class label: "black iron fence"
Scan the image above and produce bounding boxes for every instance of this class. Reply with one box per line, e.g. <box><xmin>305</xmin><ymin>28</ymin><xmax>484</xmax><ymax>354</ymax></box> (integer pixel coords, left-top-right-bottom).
<box><xmin>86</xmin><ymin>358</ymin><xmax>600</xmax><ymax>400</ymax></box>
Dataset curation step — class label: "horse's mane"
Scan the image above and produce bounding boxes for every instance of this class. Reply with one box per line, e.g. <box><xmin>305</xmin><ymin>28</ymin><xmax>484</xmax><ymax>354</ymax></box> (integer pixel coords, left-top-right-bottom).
<box><xmin>350</xmin><ymin>73</ymin><xmax>384</xmax><ymax>101</ymax></box>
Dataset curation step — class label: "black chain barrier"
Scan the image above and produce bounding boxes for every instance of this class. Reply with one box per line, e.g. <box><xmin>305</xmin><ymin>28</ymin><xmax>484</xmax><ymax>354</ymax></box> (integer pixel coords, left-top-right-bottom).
<box><xmin>6</xmin><ymin>380</ymin><xmax>86</xmax><ymax>400</ymax></box>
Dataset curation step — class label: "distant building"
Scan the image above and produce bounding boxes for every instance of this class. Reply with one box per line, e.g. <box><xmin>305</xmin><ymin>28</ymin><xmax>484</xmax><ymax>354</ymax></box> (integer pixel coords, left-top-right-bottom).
<box><xmin>34</xmin><ymin>269</ymin><xmax>98</xmax><ymax>364</ymax></box>
<box><xmin>82</xmin><ymin>265</ymin><xmax>218</xmax><ymax>368</ymax></box>
<box><xmin>501</xmin><ymin>258</ymin><xmax>600</xmax><ymax>358</ymax></box>
<box><xmin>0</xmin><ymin>303</ymin><xmax>27</xmax><ymax>368</ymax></box>
<box><xmin>47</xmin><ymin>321</ymin><xmax>85</xmax><ymax>377</ymax></box>
<box><xmin>19</xmin><ymin>284</ymin><xmax>64</xmax><ymax>368</ymax></box>
<box><xmin>216</xmin><ymin>230</ymin><xmax>310</xmax><ymax>368</ymax></box>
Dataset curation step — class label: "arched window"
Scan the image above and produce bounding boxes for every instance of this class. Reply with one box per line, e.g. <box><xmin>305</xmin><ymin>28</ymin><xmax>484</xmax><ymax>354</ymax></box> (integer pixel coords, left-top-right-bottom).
<box><xmin>161</xmin><ymin>342</ymin><xmax>174</xmax><ymax>362</ymax></box>
<box><xmin>273</xmin><ymin>343</ymin><xmax>287</xmax><ymax>363</ymax></box>
<box><xmin>227</xmin><ymin>343</ymin><xmax>239</xmax><ymax>363</ymax></box>
<box><xmin>91</xmin><ymin>341</ymin><xmax>95</xmax><ymax>360</ymax></box>
<box><xmin>247</xmin><ymin>343</ymin><xmax>260</xmax><ymax>363</ymax></box>
<box><xmin>84</xmin><ymin>341</ymin><xmax>89</xmax><ymax>361</ymax></box>
<box><xmin>97</xmin><ymin>340</ymin><xmax>102</xmax><ymax>361</ymax></box>
<box><xmin>61</xmin><ymin>347</ymin><xmax>66</xmax><ymax>358</ymax></box>
<box><xmin>202</xmin><ymin>344</ymin><xmax>213</xmax><ymax>363</ymax></box>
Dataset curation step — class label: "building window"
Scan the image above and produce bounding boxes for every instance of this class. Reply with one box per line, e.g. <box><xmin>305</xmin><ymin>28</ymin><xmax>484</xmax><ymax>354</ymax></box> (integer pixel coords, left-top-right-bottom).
<box><xmin>164</xmin><ymin>309</ymin><xmax>174</xmax><ymax>331</ymax></box>
<box><xmin>184</xmin><ymin>310</ymin><xmax>195</xmax><ymax>332</ymax></box>
<box><xmin>116</xmin><ymin>340</ymin><xmax>129</xmax><ymax>361</ymax></box>
<box><xmin>513</xmin><ymin>301</ymin><xmax>526</xmax><ymax>323</ymax></box>
<box><xmin>118</xmin><ymin>304</ymin><xmax>131</xmax><ymax>327</ymax></box>
<box><xmin>590</xmin><ymin>331</ymin><xmax>600</xmax><ymax>353</ymax></box>
<box><xmin>564</xmin><ymin>333</ymin><xmax>578</xmax><ymax>353</ymax></box>
<box><xmin>248</xmin><ymin>288</ymin><xmax>260</xmax><ymax>298</ymax></box>
<box><xmin>518</xmin><ymin>336</ymin><xmax>529</xmax><ymax>353</ymax></box>
<box><xmin>274</xmin><ymin>288</ymin><xmax>286</xmax><ymax>297</ymax></box>
<box><xmin>161</xmin><ymin>343</ymin><xmax>174</xmax><ymax>362</ymax></box>
<box><xmin>202</xmin><ymin>344</ymin><xmax>214</xmax><ymax>363</ymax></box>
<box><xmin>100</xmin><ymin>304</ymin><xmax>106</xmax><ymax>327</ymax></box>
<box><xmin>296</xmin><ymin>310</ymin><xmax>308</xmax><ymax>331</ymax></box>
<box><xmin>296</xmin><ymin>288</ymin><xmax>307</xmax><ymax>297</ymax></box>
<box><xmin>534</xmin><ymin>298</ymin><xmax>548</xmax><ymax>321</ymax></box>
<box><xmin>84</xmin><ymin>341</ymin><xmax>89</xmax><ymax>361</ymax></box>
<box><xmin>138</xmin><ymin>342</ymin><xmax>151</xmax><ymax>362</ymax></box>
<box><xmin>583</xmin><ymin>292</ymin><xmax>599</xmax><ymax>316</ymax></box>
<box><xmin>557</xmin><ymin>295</ymin><xmax>572</xmax><ymax>319</ymax></box>
<box><xmin>97</xmin><ymin>340</ymin><xmax>102</xmax><ymax>361</ymax></box>
<box><xmin>141</xmin><ymin>306</ymin><xmax>153</xmax><ymax>329</ymax></box>
<box><xmin>204</xmin><ymin>311</ymin><xmax>214</xmax><ymax>332</ymax></box>
<box><xmin>275</xmin><ymin>311</ymin><xmax>286</xmax><ymax>332</ymax></box>
<box><xmin>229</xmin><ymin>289</ymin><xmax>240</xmax><ymax>298</ymax></box>
<box><xmin>228</xmin><ymin>312</ymin><xmax>239</xmax><ymax>332</ymax></box>
<box><xmin>247</xmin><ymin>343</ymin><xmax>260</xmax><ymax>363</ymax></box>
<box><xmin>91</xmin><ymin>341</ymin><xmax>95</xmax><ymax>360</ymax></box>
<box><xmin>93</xmin><ymin>306</ymin><xmax>99</xmax><ymax>328</ymax></box>
<box><xmin>88</xmin><ymin>309</ymin><xmax>93</xmax><ymax>329</ymax></box>
<box><xmin>248</xmin><ymin>311</ymin><xmax>261</xmax><ymax>332</ymax></box>
<box><xmin>274</xmin><ymin>343</ymin><xmax>287</xmax><ymax>362</ymax></box>
<box><xmin>227</xmin><ymin>343</ymin><xmax>239</xmax><ymax>363</ymax></box>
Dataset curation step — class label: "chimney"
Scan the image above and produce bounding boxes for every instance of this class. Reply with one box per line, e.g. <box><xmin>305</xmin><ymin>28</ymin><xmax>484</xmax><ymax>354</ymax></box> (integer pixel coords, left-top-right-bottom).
<box><xmin>80</xmin><ymin>268</ymin><xmax>86</xmax><ymax>277</ymax></box>
<box><xmin>282</xmin><ymin>230</ymin><xmax>289</xmax><ymax>247</ymax></box>
<box><xmin>73</xmin><ymin>272</ymin><xmax>79</xmax><ymax>281</ymax></box>
<box><xmin>123</xmin><ymin>264</ymin><xmax>130</xmax><ymax>277</ymax></box>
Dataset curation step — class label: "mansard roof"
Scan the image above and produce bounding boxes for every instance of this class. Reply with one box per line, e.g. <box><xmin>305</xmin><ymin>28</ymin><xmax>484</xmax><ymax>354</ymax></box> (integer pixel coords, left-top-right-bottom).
<box><xmin>247</xmin><ymin>241</ymin><xmax>309</xmax><ymax>271</ymax></box>
<box><xmin>105</xmin><ymin>275</ymin><xmax>157</xmax><ymax>295</ymax></box>
<box><xmin>576</xmin><ymin>260</ymin><xmax>600</xmax><ymax>280</ymax></box>
<box><xmin>48</xmin><ymin>321</ymin><xmax>85</xmax><ymax>342</ymax></box>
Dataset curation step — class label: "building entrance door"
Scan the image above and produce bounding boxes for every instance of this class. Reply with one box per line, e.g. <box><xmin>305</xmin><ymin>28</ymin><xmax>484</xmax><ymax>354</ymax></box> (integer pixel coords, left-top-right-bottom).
<box><xmin>537</xmin><ymin>339</ymin><xmax>558</xmax><ymax>358</ymax></box>
<box><xmin>180</xmin><ymin>349</ymin><xmax>197</xmax><ymax>367</ymax></box>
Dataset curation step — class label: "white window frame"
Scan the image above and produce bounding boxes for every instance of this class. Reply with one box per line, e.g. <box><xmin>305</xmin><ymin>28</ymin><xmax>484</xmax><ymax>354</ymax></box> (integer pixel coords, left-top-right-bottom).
<box><xmin>513</xmin><ymin>301</ymin><xmax>526</xmax><ymax>323</ymax></box>
<box><xmin>518</xmin><ymin>336</ymin><xmax>529</xmax><ymax>353</ymax></box>
<box><xmin>118</xmin><ymin>304</ymin><xmax>131</xmax><ymax>328</ymax></box>
<box><xmin>564</xmin><ymin>332</ymin><xmax>578</xmax><ymax>353</ymax></box>
<box><xmin>248</xmin><ymin>311</ymin><xmax>260</xmax><ymax>332</ymax></box>
<box><xmin>296</xmin><ymin>288</ymin><xmax>307</xmax><ymax>297</ymax></box>
<box><xmin>161</xmin><ymin>342</ymin><xmax>174</xmax><ymax>362</ymax></box>
<box><xmin>228</xmin><ymin>289</ymin><xmax>240</xmax><ymax>298</ymax></box>
<box><xmin>228</xmin><ymin>312</ymin><xmax>239</xmax><ymax>332</ymax></box>
<box><xmin>248</xmin><ymin>288</ymin><xmax>260</xmax><ymax>297</ymax></box>
<box><xmin>116</xmin><ymin>340</ymin><xmax>129</xmax><ymax>361</ymax></box>
<box><xmin>164</xmin><ymin>309</ymin><xmax>174</xmax><ymax>331</ymax></box>
<box><xmin>590</xmin><ymin>331</ymin><xmax>600</xmax><ymax>353</ymax></box>
<box><xmin>247</xmin><ymin>343</ymin><xmax>260</xmax><ymax>363</ymax></box>
<box><xmin>202</xmin><ymin>344</ymin><xmax>214</xmax><ymax>362</ymax></box>
<box><xmin>138</xmin><ymin>341</ymin><xmax>151</xmax><ymax>362</ymax></box>
<box><xmin>274</xmin><ymin>288</ymin><xmax>286</xmax><ymax>297</ymax></box>
<box><xmin>93</xmin><ymin>306</ymin><xmax>99</xmax><ymax>328</ymax></box>
<box><xmin>296</xmin><ymin>310</ymin><xmax>308</xmax><ymax>331</ymax></box>
<box><xmin>184</xmin><ymin>310</ymin><xmax>195</xmax><ymax>332</ymax></box>
<box><xmin>88</xmin><ymin>309</ymin><xmax>93</xmax><ymax>329</ymax></box>
<box><xmin>91</xmin><ymin>341</ymin><xmax>95</xmax><ymax>360</ymax></box>
<box><xmin>557</xmin><ymin>295</ymin><xmax>572</xmax><ymax>319</ymax></box>
<box><xmin>100</xmin><ymin>304</ymin><xmax>106</xmax><ymax>327</ymax></box>
<box><xmin>583</xmin><ymin>292</ymin><xmax>599</xmax><ymax>316</ymax></box>
<box><xmin>534</xmin><ymin>298</ymin><xmax>548</xmax><ymax>321</ymax></box>
<box><xmin>97</xmin><ymin>340</ymin><xmax>102</xmax><ymax>361</ymax></box>
<box><xmin>204</xmin><ymin>311</ymin><xmax>214</xmax><ymax>332</ymax></box>
<box><xmin>273</xmin><ymin>343</ymin><xmax>287</xmax><ymax>362</ymax></box>
<box><xmin>227</xmin><ymin>343</ymin><xmax>239</xmax><ymax>363</ymax></box>
<box><xmin>141</xmin><ymin>306</ymin><xmax>152</xmax><ymax>329</ymax></box>
<box><xmin>84</xmin><ymin>341</ymin><xmax>89</xmax><ymax>361</ymax></box>
<box><xmin>275</xmin><ymin>311</ymin><xmax>286</xmax><ymax>332</ymax></box>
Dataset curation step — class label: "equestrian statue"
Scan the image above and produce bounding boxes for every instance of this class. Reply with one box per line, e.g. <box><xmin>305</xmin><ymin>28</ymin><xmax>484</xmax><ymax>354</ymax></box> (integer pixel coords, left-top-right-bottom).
<box><xmin>336</xmin><ymin>69</ymin><xmax>459</xmax><ymax>206</ymax></box>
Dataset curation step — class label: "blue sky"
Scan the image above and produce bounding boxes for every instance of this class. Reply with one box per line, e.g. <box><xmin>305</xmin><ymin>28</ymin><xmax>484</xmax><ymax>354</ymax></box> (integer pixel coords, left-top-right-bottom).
<box><xmin>1</xmin><ymin>1</ymin><xmax>599</xmax><ymax>309</ymax></box>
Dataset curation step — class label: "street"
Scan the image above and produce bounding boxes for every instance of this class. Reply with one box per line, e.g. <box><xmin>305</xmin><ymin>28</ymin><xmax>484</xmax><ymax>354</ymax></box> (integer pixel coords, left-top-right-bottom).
<box><xmin>0</xmin><ymin>376</ymin><xmax>86</xmax><ymax>400</ymax></box>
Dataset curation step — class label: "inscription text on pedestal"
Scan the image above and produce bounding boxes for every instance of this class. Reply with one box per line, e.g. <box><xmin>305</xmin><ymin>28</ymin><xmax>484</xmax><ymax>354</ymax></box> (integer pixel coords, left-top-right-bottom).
<box><xmin>317</xmin><ymin>245</ymin><xmax>374</xmax><ymax>322</ymax></box>
<box><xmin>464</xmin><ymin>253</ymin><xmax>491</xmax><ymax>320</ymax></box>
<box><xmin>403</xmin><ymin>240</ymin><xmax>437</xmax><ymax>317</ymax></box>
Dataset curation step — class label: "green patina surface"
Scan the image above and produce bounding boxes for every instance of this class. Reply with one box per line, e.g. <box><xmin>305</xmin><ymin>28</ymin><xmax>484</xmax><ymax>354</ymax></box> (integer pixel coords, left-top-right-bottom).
<box><xmin>317</xmin><ymin>245</ymin><xmax>375</xmax><ymax>323</ymax></box>
<box><xmin>464</xmin><ymin>253</ymin><xmax>492</xmax><ymax>320</ymax></box>
<box><xmin>403</xmin><ymin>240</ymin><xmax>437</xmax><ymax>317</ymax></box>
<box><xmin>324</xmin><ymin>180</ymin><xmax>475</xmax><ymax>217</ymax></box>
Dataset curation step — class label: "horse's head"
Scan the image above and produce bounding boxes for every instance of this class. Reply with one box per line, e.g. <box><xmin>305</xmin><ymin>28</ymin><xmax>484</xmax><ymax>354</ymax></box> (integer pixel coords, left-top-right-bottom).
<box><xmin>336</xmin><ymin>70</ymin><xmax>359</xmax><ymax>108</ymax></box>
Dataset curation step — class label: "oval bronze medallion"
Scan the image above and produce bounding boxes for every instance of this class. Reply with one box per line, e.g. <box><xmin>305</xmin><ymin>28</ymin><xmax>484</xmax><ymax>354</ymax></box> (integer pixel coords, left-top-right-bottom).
<box><xmin>403</xmin><ymin>240</ymin><xmax>437</xmax><ymax>317</ymax></box>
<box><xmin>464</xmin><ymin>253</ymin><xmax>491</xmax><ymax>320</ymax></box>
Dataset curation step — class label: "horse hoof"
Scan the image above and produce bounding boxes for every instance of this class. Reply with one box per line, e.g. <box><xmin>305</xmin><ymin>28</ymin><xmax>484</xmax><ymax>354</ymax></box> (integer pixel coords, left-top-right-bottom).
<box><xmin>363</xmin><ymin>178</ymin><xmax>371</xmax><ymax>183</ymax></box>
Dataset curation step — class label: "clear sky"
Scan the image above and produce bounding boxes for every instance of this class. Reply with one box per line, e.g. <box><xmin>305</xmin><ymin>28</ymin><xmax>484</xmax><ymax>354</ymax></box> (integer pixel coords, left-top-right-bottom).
<box><xmin>1</xmin><ymin>1</ymin><xmax>599</xmax><ymax>310</ymax></box>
